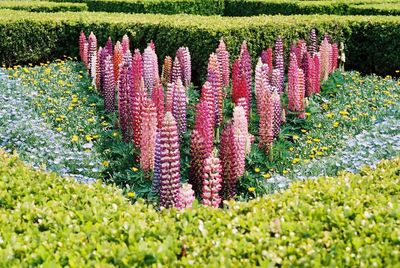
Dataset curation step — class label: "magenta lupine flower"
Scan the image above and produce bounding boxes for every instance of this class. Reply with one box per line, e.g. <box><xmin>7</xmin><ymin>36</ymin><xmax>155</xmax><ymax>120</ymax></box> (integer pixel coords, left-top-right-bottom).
<box><xmin>171</xmin><ymin>56</ymin><xmax>181</xmax><ymax>84</ymax></box>
<box><xmin>201</xmin><ymin>150</ymin><xmax>222</xmax><ymax>208</ymax></box>
<box><xmin>132</xmin><ymin>80</ymin><xmax>147</xmax><ymax>147</ymax></box>
<box><xmin>303</xmin><ymin>51</ymin><xmax>314</xmax><ymax>97</ymax></box>
<box><xmin>79</xmin><ymin>31</ymin><xmax>86</xmax><ymax>64</ymax></box>
<box><xmin>177</xmin><ymin>47</ymin><xmax>191</xmax><ymax>87</ymax></box>
<box><xmin>161</xmin><ymin>56</ymin><xmax>172</xmax><ymax>86</ymax></box>
<box><xmin>165</xmin><ymin>82</ymin><xmax>174</xmax><ymax>113</ymax></box>
<box><xmin>271</xmin><ymin>68</ymin><xmax>283</xmax><ymax>94</ymax></box>
<box><xmin>296</xmin><ymin>40</ymin><xmax>307</xmax><ymax>68</ymax></box>
<box><xmin>261</xmin><ymin>47</ymin><xmax>273</xmax><ymax>77</ymax></box>
<box><xmin>113</xmin><ymin>41</ymin><xmax>123</xmax><ymax>84</ymax></box>
<box><xmin>239</xmin><ymin>41</ymin><xmax>252</xmax><ymax>111</ymax></box>
<box><xmin>288</xmin><ymin>52</ymin><xmax>298</xmax><ymax>113</ymax></box>
<box><xmin>216</xmin><ymin>39</ymin><xmax>230</xmax><ymax>87</ymax></box>
<box><xmin>176</xmin><ymin>183</ymin><xmax>195</xmax><ymax>210</ymax></box>
<box><xmin>96</xmin><ymin>47</ymin><xmax>102</xmax><ymax>90</ymax></box>
<box><xmin>83</xmin><ymin>41</ymin><xmax>89</xmax><ymax>68</ymax></box>
<box><xmin>118</xmin><ymin>57</ymin><xmax>130</xmax><ymax>140</ymax></box>
<box><xmin>140</xmin><ymin>99</ymin><xmax>157</xmax><ymax>171</ymax></box>
<box><xmin>258</xmin><ymin>88</ymin><xmax>273</xmax><ymax>153</ymax></box>
<box><xmin>207</xmin><ymin>53</ymin><xmax>222</xmax><ymax>125</ymax></box>
<box><xmin>149</xmin><ymin>40</ymin><xmax>156</xmax><ymax>52</ymax></box>
<box><xmin>159</xmin><ymin>112</ymin><xmax>181</xmax><ymax>208</ymax></box>
<box><xmin>172</xmin><ymin>79</ymin><xmax>187</xmax><ymax>138</ymax></box>
<box><xmin>272</xmin><ymin>90</ymin><xmax>281</xmax><ymax>138</ymax></box>
<box><xmin>151</xmin><ymin>82</ymin><xmax>165</xmax><ymax>129</ymax></box>
<box><xmin>320</xmin><ymin>37</ymin><xmax>331</xmax><ymax>82</ymax></box>
<box><xmin>255</xmin><ymin>58</ymin><xmax>270</xmax><ymax>115</ymax></box>
<box><xmin>309</xmin><ymin>29</ymin><xmax>317</xmax><ymax>56</ymax></box>
<box><xmin>132</xmin><ymin>49</ymin><xmax>143</xmax><ymax>94</ymax></box>
<box><xmin>143</xmin><ymin>45</ymin><xmax>159</xmax><ymax>94</ymax></box>
<box><xmin>331</xmin><ymin>43</ymin><xmax>339</xmax><ymax>73</ymax></box>
<box><xmin>103</xmin><ymin>54</ymin><xmax>115</xmax><ymax>112</ymax></box>
<box><xmin>189</xmin><ymin>129</ymin><xmax>206</xmax><ymax>195</ymax></box>
<box><xmin>152</xmin><ymin>131</ymin><xmax>161</xmax><ymax>194</ymax></box>
<box><xmin>313</xmin><ymin>53</ymin><xmax>321</xmax><ymax>94</ymax></box>
<box><xmin>200</xmin><ymin>81</ymin><xmax>215</xmax><ymax>130</ymax></box>
<box><xmin>194</xmin><ymin>101</ymin><xmax>213</xmax><ymax>156</ymax></box>
<box><xmin>105</xmin><ymin>37</ymin><xmax>113</xmax><ymax>56</ymax></box>
<box><xmin>88</xmin><ymin>32</ymin><xmax>97</xmax><ymax>86</ymax></box>
<box><xmin>121</xmin><ymin>34</ymin><xmax>130</xmax><ymax>55</ymax></box>
<box><xmin>274</xmin><ymin>37</ymin><xmax>284</xmax><ymax>91</ymax></box>
<box><xmin>297</xmin><ymin>68</ymin><xmax>305</xmax><ymax>119</ymax></box>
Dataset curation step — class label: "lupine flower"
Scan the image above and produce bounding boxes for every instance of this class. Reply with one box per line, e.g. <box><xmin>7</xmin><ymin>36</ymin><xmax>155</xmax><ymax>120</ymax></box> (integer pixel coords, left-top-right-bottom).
<box><xmin>152</xmin><ymin>132</ymin><xmax>161</xmax><ymax>194</ymax></box>
<box><xmin>132</xmin><ymin>79</ymin><xmax>147</xmax><ymax>147</ymax></box>
<box><xmin>309</xmin><ymin>28</ymin><xmax>317</xmax><ymax>56</ymax></box>
<box><xmin>271</xmin><ymin>68</ymin><xmax>283</xmax><ymax>94</ymax></box>
<box><xmin>161</xmin><ymin>56</ymin><xmax>172</xmax><ymax>86</ymax></box>
<box><xmin>320</xmin><ymin>37</ymin><xmax>331</xmax><ymax>82</ymax></box>
<box><xmin>207</xmin><ymin>53</ymin><xmax>222</xmax><ymax>125</ymax></box>
<box><xmin>143</xmin><ymin>45</ymin><xmax>159</xmax><ymax>94</ymax></box>
<box><xmin>103</xmin><ymin>54</ymin><xmax>115</xmax><ymax>112</ymax></box>
<box><xmin>105</xmin><ymin>37</ymin><xmax>113</xmax><ymax>57</ymax></box>
<box><xmin>171</xmin><ymin>56</ymin><xmax>181</xmax><ymax>84</ymax></box>
<box><xmin>194</xmin><ymin>101</ymin><xmax>213</xmax><ymax>156</ymax></box>
<box><xmin>239</xmin><ymin>41</ymin><xmax>252</xmax><ymax>110</ymax></box>
<box><xmin>113</xmin><ymin>41</ymin><xmax>123</xmax><ymax>83</ymax></box>
<box><xmin>132</xmin><ymin>49</ymin><xmax>143</xmax><ymax>94</ymax></box>
<box><xmin>121</xmin><ymin>34</ymin><xmax>130</xmax><ymax>54</ymax></box>
<box><xmin>216</xmin><ymin>39</ymin><xmax>230</xmax><ymax>87</ymax></box>
<box><xmin>118</xmin><ymin>56</ymin><xmax>131</xmax><ymax>140</ymax></box>
<box><xmin>159</xmin><ymin>112</ymin><xmax>181</xmax><ymax>208</ymax></box>
<box><xmin>96</xmin><ymin>47</ymin><xmax>102</xmax><ymax>90</ymax></box>
<box><xmin>165</xmin><ymin>82</ymin><xmax>174</xmax><ymax>113</ymax></box>
<box><xmin>200</xmin><ymin>81</ymin><xmax>215</xmax><ymax>130</ymax></box>
<box><xmin>261</xmin><ymin>47</ymin><xmax>273</xmax><ymax>77</ymax></box>
<box><xmin>313</xmin><ymin>53</ymin><xmax>321</xmax><ymax>94</ymax></box>
<box><xmin>274</xmin><ymin>37</ymin><xmax>285</xmax><ymax>91</ymax></box>
<box><xmin>172</xmin><ymin>79</ymin><xmax>187</xmax><ymax>138</ymax></box>
<box><xmin>258</xmin><ymin>88</ymin><xmax>273</xmax><ymax>153</ymax></box>
<box><xmin>189</xmin><ymin>129</ymin><xmax>207</xmax><ymax>195</ymax></box>
<box><xmin>176</xmin><ymin>183</ymin><xmax>195</xmax><ymax>210</ymax></box>
<box><xmin>296</xmin><ymin>40</ymin><xmax>307</xmax><ymax>68</ymax></box>
<box><xmin>177</xmin><ymin>47</ymin><xmax>191</xmax><ymax>87</ymax></box>
<box><xmin>232</xmin><ymin>60</ymin><xmax>249</xmax><ymax>118</ymax></box>
<box><xmin>255</xmin><ymin>58</ymin><xmax>270</xmax><ymax>115</ymax></box>
<box><xmin>82</xmin><ymin>41</ymin><xmax>89</xmax><ymax>68</ymax></box>
<box><xmin>99</xmin><ymin>46</ymin><xmax>107</xmax><ymax>96</ymax></box>
<box><xmin>149</xmin><ymin>40</ymin><xmax>156</xmax><ymax>51</ymax></box>
<box><xmin>331</xmin><ymin>43</ymin><xmax>339</xmax><ymax>72</ymax></box>
<box><xmin>151</xmin><ymin>82</ymin><xmax>165</xmax><ymax>129</ymax></box>
<box><xmin>303</xmin><ymin>51</ymin><xmax>314</xmax><ymax>97</ymax></box>
<box><xmin>288</xmin><ymin>52</ymin><xmax>298</xmax><ymax>113</ymax></box>
<box><xmin>88</xmin><ymin>32</ymin><xmax>97</xmax><ymax>86</ymax></box>
<box><xmin>201</xmin><ymin>149</ymin><xmax>222</xmax><ymax>208</ymax></box>
<box><xmin>272</xmin><ymin>90</ymin><xmax>281</xmax><ymax>138</ymax></box>
<box><xmin>79</xmin><ymin>31</ymin><xmax>86</xmax><ymax>63</ymax></box>
<box><xmin>297</xmin><ymin>68</ymin><xmax>306</xmax><ymax>119</ymax></box>
<box><xmin>140</xmin><ymin>99</ymin><xmax>157</xmax><ymax>171</ymax></box>
<box><xmin>233</xmin><ymin>103</ymin><xmax>252</xmax><ymax>155</ymax></box>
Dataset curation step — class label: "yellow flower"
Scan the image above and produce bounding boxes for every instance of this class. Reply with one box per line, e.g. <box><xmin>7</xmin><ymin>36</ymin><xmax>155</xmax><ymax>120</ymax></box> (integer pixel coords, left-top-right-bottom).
<box><xmin>301</xmin><ymin>129</ymin><xmax>307</xmax><ymax>133</ymax></box>
<box><xmin>306</xmin><ymin>140</ymin><xmax>312</xmax><ymax>144</ymax></box>
<box><xmin>254</xmin><ymin>167</ymin><xmax>260</xmax><ymax>173</ymax></box>
<box><xmin>316</xmin><ymin>123</ymin><xmax>322</xmax><ymax>128</ymax></box>
<box><xmin>313</xmin><ymin>138</ymin><xmax>320</xmax><ymax>142</ymax></box>
<box><xmin>289</xmin><ymin>147</ymin><xmax>294</xmax><ymax>152</ymax></box>
<box><xmin>248</xmin><ymin>187</ymin><xmax>256</xmax><ymax>192</ymax></box>
<box><xmin>321</xmin><ymin>146</ymin><xmax>329</xmax><ymax>151</ymax></box>
<box><xmin>283</xmin><ymin>170</ymin><xmax>289</xmax><ymax>174</ymax></box>
<box><xmin>102</xmin><ymin>161</ymin><xmax>110</xmax><ymax>167</ymax></box>
<box><xmin>262</xmin><ymin>173</ymin><xmax>271</xmax><ymax>179</ymax></box>
<box><xmin>293</xmin><ymin>135</ymin><xmax>299</xmax><ymax>140</ymax></box>
<box><xmin>303</xmin><ymin>159</ymin><xmax>310</xmax><ymax>164</ymax></box>
<box><xmin>316</xmin><ymin>151</ymin><xmax>324</xmax><ymax>156</ymax></box>
<box><xmin>292</xmin><ymin>158</ymin><xmax>300</xmax><ymax>164</ymax></box>
<box><xmin>87</xmin><ymin>118</ymin><xmax>95</xmax><ymax>123</ymax></box>
<box><xmin>90</xmin><ymin>103</ymin><xmax>96</xmax><ymax>107</ymax></box>
<box><xmin>131</xmin><ymin>167</ymin><xmax>138</xmax><ymax>172</ymax></box>
<box><xmin>85</xmin><ymin>134</ymin><xmax>92</xmax><ymax>142</ymax></box>
<box><xmin>48</xmin><ymin>109</ymin><xmax>55</xmax><ymax>114</ymax></box>
<box><xmin>71</xmin><ymin>135</ymin><xmax>79</xmax><ymax>142</ymax></box>
<box><xmin>326</xmin><ymin>112</ymin><xmax>334</xmax><ymax>118</ymax></box>
<box><xmin>352</xmin><ymin>117</ymin><xmax>358</xmax><ymax>121</ymax></box>
<box><xmin>56</xmin><ymin>127</ymin><xmax>62</xmax><ymax>132</ymax></box>
<box><xmin>127</xmin><ymin>192</ymin><xmax>136</xmax><ymax>198</ymax></box>
<box><xmin>113</xmin><ymin>132</ymin><xmax>119</xmax><ymax>137</ymax></box>
<box><xmin>68</xmin><ymin>106</ymin><xmax>73</xmax><ymax>111</ymax></box>
<box><xmin>333</xmin><ymin>121</ymin><xmax>340</xmax><ymax>128</ymax></box>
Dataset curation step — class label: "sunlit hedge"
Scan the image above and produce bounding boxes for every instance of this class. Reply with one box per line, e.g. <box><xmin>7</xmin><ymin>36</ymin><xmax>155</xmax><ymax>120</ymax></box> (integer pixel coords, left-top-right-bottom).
<box><xmin>0</xmin><ymin>1</ymin><xmax>87</xmax><ymax>12</ymax></box>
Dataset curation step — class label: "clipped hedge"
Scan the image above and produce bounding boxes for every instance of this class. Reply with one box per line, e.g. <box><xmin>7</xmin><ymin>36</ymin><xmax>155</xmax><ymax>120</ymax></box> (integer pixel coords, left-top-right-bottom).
<box><xmin>349</xmin><ymin>3</ymin><xmax>400</xmax><ymax>15</ymax></box>
<box><xmin>0</xmin><ymin>1</ymin><xmax>87</xmax><ymax>12</ymax></box>
<box><xmin>0</xmin><ymin>10</ymin><xmax>399</xmax><ymax>81</ymax></box>
<box><xmin>1</xmin><ymin>150</ymin><xmax>399</xmax><ymax>266</ymax></box>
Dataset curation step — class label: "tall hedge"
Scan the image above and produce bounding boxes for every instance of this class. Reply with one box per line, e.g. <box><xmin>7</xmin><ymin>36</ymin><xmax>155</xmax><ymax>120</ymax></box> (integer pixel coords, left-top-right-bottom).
<box><xmin>0</xmin><ymin>1</ymin><xmax>87</xmax><ymax>12</ymax></box>
<box><xmin>0</xmin><ymin>10</ymin><xmax>399</xmax><ymax>81</ymax></box>
<box><xmin>1</xmin><ymin>150</ymin><xmax>399</xmax><ymax>266</ymax></box>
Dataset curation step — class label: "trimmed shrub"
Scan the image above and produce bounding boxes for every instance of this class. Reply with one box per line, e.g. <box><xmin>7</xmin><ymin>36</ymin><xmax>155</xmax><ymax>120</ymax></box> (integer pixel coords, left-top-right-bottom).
<box><xmin>1</xmin><ymin>150</ymin><xmax>399</xmax><ymax>266</ymax></box>
<box><xmin>0</xmin><ymin>10</ymin><xmax>399</xmax><ymax>80</ymax></box>
<box><xmin>349</xmin><ymin>3</ymin><xmax>400</xmax><ymax>15</ymax></box>
<box><xmin>0</xmin><ymin>1</ymin><xmax>87</xmax><ymax>12</ymax></box>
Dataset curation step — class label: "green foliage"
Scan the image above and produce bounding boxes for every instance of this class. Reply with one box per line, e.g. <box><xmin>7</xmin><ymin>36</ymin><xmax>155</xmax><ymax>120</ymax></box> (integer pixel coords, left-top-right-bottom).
<box><xmin>0</xmin><ymin>10</ymin><xmax>399</xmax><ymax>81</ymax></box>
<box><xmin>349</xmin><ymin>3</ymin><xmax>400</xmax><ymax>15</ymax></box>
<box><xmin>0</xmin><ymin>1</ymin><xmax>87</xmax><ymax>12</ymax></box>
<box><xmin>1</xmin><ymin>149</ymin><xmax>399</xmax><ymax>266</ymax></box>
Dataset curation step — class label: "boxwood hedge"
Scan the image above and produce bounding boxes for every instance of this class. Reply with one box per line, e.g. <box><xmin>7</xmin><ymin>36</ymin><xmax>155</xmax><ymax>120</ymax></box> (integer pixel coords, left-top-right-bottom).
<box><xmin>0</xmin><ymin>10</ymin><xmax>399</xmax><ymax>81</ymax></box>
<box><xmin>1</xmin><ymin>150</ymin><xmax>399</xmax><ymax>266</ymax></box>
<box><xmin>0</xmin><ymin>1</ymin><xmax>87</xmax><ymax>12</ymax></box>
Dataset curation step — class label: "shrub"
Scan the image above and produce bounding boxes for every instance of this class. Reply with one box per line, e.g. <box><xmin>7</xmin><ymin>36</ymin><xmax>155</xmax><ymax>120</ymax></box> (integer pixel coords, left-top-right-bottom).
<box><xmin>0</xmin><ymin>10</ymin><xmax>399</xmax><ymax>80</ymax></box>
<box><xmin>0</xmin><ymin>1</ymin><xmax>87</xmax><ymax>12</ymax></box>
<box><xmin>1</xmin><ymin>150</ymin><xmax>399</xmax><ymax>266</ymax></box>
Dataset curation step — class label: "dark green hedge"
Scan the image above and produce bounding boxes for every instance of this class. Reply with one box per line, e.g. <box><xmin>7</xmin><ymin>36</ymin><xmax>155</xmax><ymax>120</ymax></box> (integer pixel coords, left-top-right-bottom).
<box><xmin>0</xmin><ymin>10</ymin><xmax>399</xmax><ymax>81</ymax></box>
<box><xmin>0</xmin><ymin>1</ymin><xmax>87</xmax><ymax>12</ymax></box>
<box><xmin>349</xmin><ymin>3</ymin><xmax>400</xmax><ymax>15</ymax></box>
<box><xmin>1</xmin><ymin>150</ymin><xmax>399</xmax><ymax>266</ymax></box>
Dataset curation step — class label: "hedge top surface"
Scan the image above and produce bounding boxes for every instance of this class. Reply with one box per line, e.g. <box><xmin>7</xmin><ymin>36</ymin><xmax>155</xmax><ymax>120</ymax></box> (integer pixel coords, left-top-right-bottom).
<box><xmin>0</xmin><ymin>1</ymin><xmax>87</xmax><ymax>11</ymax></box>
<box><xmin>1</xmin><ymin>148</ymin><xmax>399</xmax><ymax>266</ymax></box>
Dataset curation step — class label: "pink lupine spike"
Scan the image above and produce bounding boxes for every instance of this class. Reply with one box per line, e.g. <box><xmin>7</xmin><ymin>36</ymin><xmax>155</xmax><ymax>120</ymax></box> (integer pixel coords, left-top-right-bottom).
<box><xmin>200</xmin><ymin>81</ymin><xmax>215</xmax><ymax>130</ymax></box>
<box><xmin>172</xmin><ymin>79</ymin><xmax>187</xmax><ymax>138</ymax></box>
<box><xmin>82</xmin><ymin>41</ymin><xmax>89</xmax><ymax>68</ymax></box>
<box><xmin>216</xmin><ymin>39</ymin><xmax>230</xmax><ymax>88</ymax></box>
<box><xmin>309</xmin><ymin>29</ymin><xmax>317</xmax><ymax>56</ymax></box>
<box><xmin>331</xmin><ymin>43</ymin><xmax>339</xmax><ymax>73</ymax></box>
<box><xmin>171</xmin><ymin>56</ymin><xmax>181</xmax><ymax>84</ymax></box>
<box><xmin>236</xmin><ymin>97</ymin><xmax>249</xmax><ymax>123</ymax></box>
<box><xmin>319</xmin><ymin>37</ymin><xmax>331</xmax><ymax>82</ymax></box>
<box><xmin>176</xmin><ymin>183</ymin><xmax>195</xmax><ymax>210</ymax></box>
<box><xmin>113</xmin><ymin>41</ymin><xmax>123</xmax><ymax>84</ymax></box>
<box><xmin>152</xmin><ymin>131</ymin><xmax>161</xmax><ymax>194</ymax></box>
<box><xmin>140</xmin><ymin>99</ymin><xmax>157</xmax><ymax>171</ymax></box>
<box><xmin>272</xmin><ymin>90</ymin><xmax>281</xmax><ymax>138</ymax></box>
<box><xmin>271</xmin><ymin>68</ymin><xmax>283</xmax><ymax>95</ymax></box>
<box><xmin>189</xmin><ymin>129</ymin><xmax>206</xmax><ymax>195</ymax></box>
<box><xmin>79</xmin><ymin>31</ymin><xmax>86</xmax><ymax>64</ymax></box>
<box><xmin>161</xmin><ymin>56</ymin><xmax>172</xmax><ymax>86</ymax></box>
<box><xmin>143</xmin><ymin>45</ymin><xmax>159</xmax><ymax>94</ymax></box>
<box><xmin>151</xmin><ymin>82</ymin><xmax>165</xmax><ymax>129</ymax></box>
<box><xmin>103</xmin><ymin>54</ymin><xmax>115</xmax><ymax>112</ymax></box>
<box><xmin>207</xmin><ymin>53</ymin><xmax>222</xmax><ymax>125</ymax></box>
<box><xmin>118</xmin><ymin>57</ymin><xmax>131</xmax><ymax>141</ymax></box>
<box><xmin>159</xmin><ymin>112</ymin><xmax>181</xmax><ymax>208</ymax></box>
<box><xmin>194</xmin><ymin>101</ymin><xmax>213</xmax><ymax>156</ymax></box>
<box><xmin>297</xmin><ymin>68</ymin><xmax>306</xmax><ymax>119</ymax></box>
<box><xmin>132</xmin><ymin>80</ymin><xmax>147</xmax><ymax>147</ymax></box>
<box><xmin>99</xmin><ymin>47</ymin><xmax>107</xmax><ymax>96</ymax></box>
<box><xmin>177</xmin><ymin>47</ymin><xmax>191</xmax><ymax>87</ymax></box>
<box><xmin>96</xmin><ymin>47</ymin><xmax>102</xmax><ymax>90</ymax></box>
<box><xmin>149</xmin><ymin>40</ymin><xmax>156</xmax><ymax>52</ymax></box>
<box><xmin>201</xmin><ymin>149</ymin><xmax>222</xmax><ymax>208</ymax></box>
<box><xmin>165</xmin><ymin>82</ymin><xmax>174</xmax><ymax>113</ymax></box>
<box><xmin>88</xmin><ymin>32</ymin><xmax>97</xmax><ymax>86</ymax></box>
<box><xmin>255</xmin><ymin>58</ymin><xmax>270</xmax><ymax>115</ymax></box>
<box><xmin>239</xmin><ymin>41</ymin><xmax>252</xmax><ymax>111</ymax></box>
<box><xmin>296</xmin><ymin>40</ymin><xmax>307</xmax><ymax>68</ymax></box>
<box><xmin>233</xmin><ymin>104</ymin><xmax>252</xmax><ymax>156</ymax></box>
<box><xmin>258</xmin><ymin>88</ymin><xmax>273</xmax><ymax>153</ymax></box>
<box><xmin>274</xmin><ymin>37</ymin><xmax>284</xmax><ymax>91</ymax></box>
<box><xmin>303</xmin><ymin>51</ymin><xmax>314</xmax><ymax>97</ymax></box>
<box><xmin>132</xmin><ymin>49</ymin><xmax>143</xmax><ymax>95</ymax></box>
<box><xmin>121</xmin><ymin>34</ymin><xmax>130</xmax><ymax>55</ymax></box>
<box><xmin>288</xmin><ymin>52</ymin><xmax>298</xmax><ymax>113</ymax></box>
<box><xmin>260</xmin><ymin>47</ymin><xmax>273</xmax><ymax>77</ymax></box>
<box><xmin>313</xmin><ymin>53</ymin><xmax>321</xmax><ymax>94</ymax></box>
<box><xmin>105</xmin><ymin>37</ymin><xmax>113</xmax><ymax>56</ymax></box>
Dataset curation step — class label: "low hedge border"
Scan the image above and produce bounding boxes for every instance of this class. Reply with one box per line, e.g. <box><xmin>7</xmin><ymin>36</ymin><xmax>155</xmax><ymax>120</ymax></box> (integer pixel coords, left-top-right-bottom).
<box><xmin>349</xmin><ymin>3</ymin><xmax>400</xmax><ymax>15</ymax></box>
<box><xmin>0</xmin><ymin>1</ymin><xmax>87</xmax><ymax>12</ymax></box>
<box><xmin>1</xmin><ymin>150</ymin><xmax>399</xmax><ymax>266</ymax></box>
<box><xmin>0</xmin><ymin>10</ymin><xmax>399</xmax><ymax>81</ymax></box>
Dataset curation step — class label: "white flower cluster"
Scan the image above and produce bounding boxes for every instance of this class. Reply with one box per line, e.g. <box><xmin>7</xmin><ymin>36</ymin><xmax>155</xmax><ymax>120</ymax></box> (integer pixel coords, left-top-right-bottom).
<box><xmin>0</xmin><ymin>70</ymin><xmax>100</xmax><ymax>183</ymax></box>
